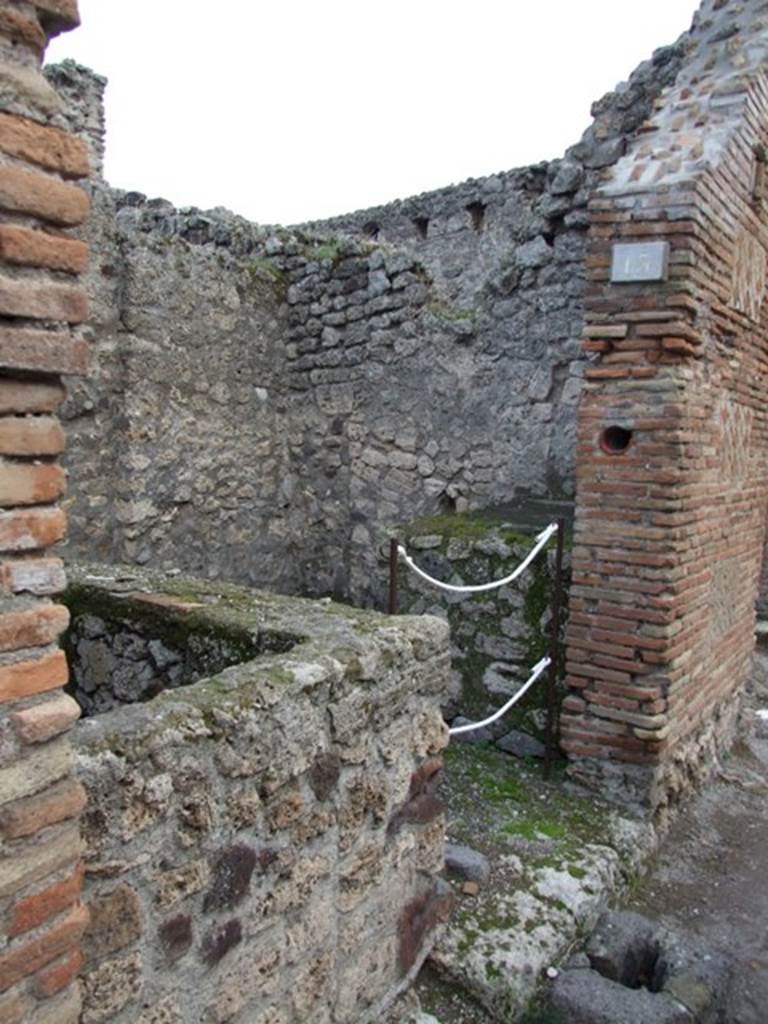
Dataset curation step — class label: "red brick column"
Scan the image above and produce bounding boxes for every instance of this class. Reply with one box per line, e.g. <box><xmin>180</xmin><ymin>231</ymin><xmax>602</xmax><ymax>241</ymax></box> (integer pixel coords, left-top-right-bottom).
<box><xmin>561</xmin><ymin>187</ymin><xmax>705</xmax><ymax>813</ymax></box>
<box><xmin>0</xmin><ymin>2</ymin><xmax>90</xmax><ymax>1021</ymax></box>
<box><xmin>562</xmin><ymin>46</ymin><xmax>768</xmax><ymax>818</ymax></box>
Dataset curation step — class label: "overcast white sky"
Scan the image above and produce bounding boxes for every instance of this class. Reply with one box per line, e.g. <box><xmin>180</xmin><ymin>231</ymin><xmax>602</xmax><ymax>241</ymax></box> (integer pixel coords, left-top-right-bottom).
<box><xmin>46</xmin><ymin>1</ymin><xmax>700</xmax><ymax>225</ymax></box>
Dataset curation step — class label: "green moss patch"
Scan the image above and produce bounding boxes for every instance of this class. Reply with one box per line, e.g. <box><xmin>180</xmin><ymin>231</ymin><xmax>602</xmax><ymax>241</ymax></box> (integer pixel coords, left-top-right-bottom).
<box><xmin>442</xmin><ymin>742</ymin><xmax>611</xmax><ymax>862</ymax></box>
<box><xmin>303</xmin><ymin>238</ymin><xmax>345</xmax><ymax>265</ymax></box>
<box><xmin>62</xmin><ymin>580</ymin><xmax>283</xmax><ymax>665</ymax></box>
<box><xmin>243</xmin><ymin>258</ymin><xmax>287</xmax><ymax>302</ymax></box>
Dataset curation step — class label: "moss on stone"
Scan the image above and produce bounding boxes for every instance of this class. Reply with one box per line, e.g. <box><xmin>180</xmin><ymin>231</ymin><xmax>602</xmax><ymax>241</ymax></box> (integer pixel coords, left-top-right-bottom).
<box><xmin>244</xmin><ymin>258</ymin><xmax>287</xmax><ymax>302</ymax></box>
<box><xmin>404</xmin><ymin>510</ymin><xmax>512</xmax><ymax>542</ymax></box>
<box><xmin>522</xmin><ymin>564</ymin><xmax>550</xmax><ymax>663</ymax></box>
<box><xmin>518</xmin><ymin>1000</ymin><xmax>567</xmax><ymax>1024</ymax></box>
<box><xmin>62</xmin><ymin>580</ymin><xmax>266</xmax><ymax>665</ymax></box>
<box><xmin>415</xmin><ymin>962</ymin><xmax>493</xmax><ymax>1023</ymax></box>
<box><xmin>426</xmin><ymin>299</ymin><xmax>476</xmax><ymax>324</ymax></box>
<box><xmin>485</xmin><ymin>960</ymin><xmax>502</xmax><ymax>980</ymax></box>
<box><xmin>502</xmin><ymin>820</ymin><xmax>566</xmax><ymax>841</ymax></box>
<box><xmin>443</xmin><ymin>741</ymin><xmax>612</xmax><ymax>860</ymax></box>
<box><xmin>304</xmin><ymin>239</ymin><xmax>344</xmax><ymax>265</ymax></box>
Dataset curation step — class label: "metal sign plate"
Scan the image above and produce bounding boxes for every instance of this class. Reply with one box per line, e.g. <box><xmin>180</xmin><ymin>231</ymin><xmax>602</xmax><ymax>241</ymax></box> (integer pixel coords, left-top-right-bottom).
<box><xmin>610</xmin><ymin>241</ymin><xmax>670</xmax><ymax>283</ymax></box>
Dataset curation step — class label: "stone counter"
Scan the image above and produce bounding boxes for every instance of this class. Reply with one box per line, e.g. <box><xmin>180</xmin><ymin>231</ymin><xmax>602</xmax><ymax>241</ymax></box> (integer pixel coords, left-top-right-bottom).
<box><xmin>63</xmin><ymin>565</ymin><xmax>452</xmax><ymax>1024</ymax></box>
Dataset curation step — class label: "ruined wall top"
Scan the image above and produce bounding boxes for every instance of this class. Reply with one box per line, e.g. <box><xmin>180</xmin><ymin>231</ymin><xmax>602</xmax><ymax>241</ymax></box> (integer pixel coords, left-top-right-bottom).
<box><xmin>44</xmin><ymin>58</ymin><xmax>106</xmax><ymax>176</ymax></box>
<box><xmin>49</xmin><ymin>2</ymin><xmax>768</xmax><ymax>230</ymax></box>
<box><xmin>605</xmin><ymin>0</ymin><xmax>768</xmax><ymax>194</ymax></box>
<box><xmin>684</xmin><ymin>0</ymin><xmax>768</xmax><ymax>89</ymax></box>
<box><xmin>300</xmin><ymin>36</ymin><xmax>687</xmax><ymax>243</ymax></box>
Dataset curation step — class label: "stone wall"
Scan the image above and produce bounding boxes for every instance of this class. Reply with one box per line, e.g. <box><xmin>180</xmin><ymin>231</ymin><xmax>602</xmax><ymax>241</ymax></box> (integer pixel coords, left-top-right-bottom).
<box><xmin>61</xmin><ymin>185</ymin><xmax>299</xmax><ymax>591</ymax></box>
<box><xmin>393</xmin><ymin>504</ymin><xmax>571</xmax><ymax>743</ymax></box>
<box><xmin>55</xmin><ymin>35</ymin><xmax>686</xmax><ymax>607</ymax></box>
<box><xmin>0</xmin><ymin>4</ymin><xmax>91</xmax><ymax>1023</ymax></box>
<box><xmin>562</xmin><ymin>0</ymin><xmax>768</xmax><ymax>819</ymax></box>
<box><xmin>64</xmin><ymin>564</ymin><xmax>451</xmax><ymax>1024</ymax></box>
<box><xmin>63</xmin><ymin>596</ymin><xmax>268</xmax><ymax>717</ymax></box>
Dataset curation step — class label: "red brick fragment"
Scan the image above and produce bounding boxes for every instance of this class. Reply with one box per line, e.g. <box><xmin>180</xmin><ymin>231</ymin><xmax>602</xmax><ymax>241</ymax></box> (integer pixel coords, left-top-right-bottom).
<box><xmin>9</xmin><ymin>867</ymin><xmax>83</xmax><ymax>937</ymax></box>
<box><xmin>0</xmin><ymin>649</ymin><xmax>68</xmax><ymax>703</ymax></box>
<box><xmin>0</xmin><ymin>113</ymin><xmax>88</xmax><ymax>177</ymax></box>
<box><xmin>0</xmin><ymin>166</ymin><xmax>89</xmax><ymax>226</ymax></box>
<box><xmin>0</xmin><ymin>225</ymin><xmax>88</xmax><ymax>274</ymax></box>
<box><xmin>0</xmin><ymin>778</ymin><xmax>86</xmax><ymax>840</ymax></box>
<box><xmin>0</xmin><ymin>905</ymin><xmax>88</xmax><ymax>993</ymax></box>
<box><xmin>12</xmin><ymin>692</ymin><xmax>80</xmax><ymax>743</ymax></box>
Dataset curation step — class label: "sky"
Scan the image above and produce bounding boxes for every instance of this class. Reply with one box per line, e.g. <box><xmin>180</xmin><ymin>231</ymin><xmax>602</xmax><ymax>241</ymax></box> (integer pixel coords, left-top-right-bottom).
<box><xmin>46</xmin><ymin>1</ymin><xmax>701</xmax><ymax>226</ymax></box>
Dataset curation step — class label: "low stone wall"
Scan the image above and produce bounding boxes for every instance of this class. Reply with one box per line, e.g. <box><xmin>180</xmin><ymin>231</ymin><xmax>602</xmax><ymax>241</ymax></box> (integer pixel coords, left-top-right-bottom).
<box><xmin>62</xmin><ymin>565</ymin><xmax>452</xmax><ymax>1024</ymax></box>
<box><xmin>393</xmin><ymin>506</ymin><xmax>571</xmax><ymax>744</ymax></box>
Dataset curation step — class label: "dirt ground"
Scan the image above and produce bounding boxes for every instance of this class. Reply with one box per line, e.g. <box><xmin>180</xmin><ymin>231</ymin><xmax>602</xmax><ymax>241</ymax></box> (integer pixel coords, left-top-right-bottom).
<box><xmin>627</xmin><ymin>724</ymin><xmax>768</xmax><ymax>1022</ymax></box>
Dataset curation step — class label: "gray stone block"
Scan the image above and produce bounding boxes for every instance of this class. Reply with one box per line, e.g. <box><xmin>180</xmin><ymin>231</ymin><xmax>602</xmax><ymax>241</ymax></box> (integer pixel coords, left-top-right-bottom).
<box><xmin>549</xmin><ymin>968</ymin><xmax>692</xmax><ymax>1024</ymax></box>
<box><xmin>549</xmin><ymin>160</ymin><xmax>584</xmax><ymax>195</ymax></box>
<box><xmin>444</xmin><ymin>843</ymin><xmax>490</xmax><ymax>884</ymax></box>
<box><xmin>448</xmin><ymin>717</ymin><xmax>494</xmax><ymax>744</ymax></box>
<box><xmin>496</xmin><ymin>729</ymin><xmax>546</xmax><ymax>759</ymax></box>
<box><xmin>482</xmin><ymin>662</ymin><xmax>522</xmax><ymax>699</ymax></box>
<box><xmin>586</xmin><ymin>911</ymin><xmax>661</xmax><ymax>989</ymax></box>
<box><xmin>515</xmin><ymin>235</ymin><xmax>553</xmax><ymax>268</ymax></box>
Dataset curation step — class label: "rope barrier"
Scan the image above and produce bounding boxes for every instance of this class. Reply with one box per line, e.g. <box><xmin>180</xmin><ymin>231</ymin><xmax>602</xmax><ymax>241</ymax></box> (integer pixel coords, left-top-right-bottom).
<box><xmin>394</xmin><ymin>519</ymin><xmax>561</xmax><ymax>747</ymax></box>
<box><xmin>398</xmin><ymin>521</ymin><xmax>558</xmax><ymax>594</ymax></box>
<box><xmin>448</xmin><ymin>656</ymin><xmax>551</xmax><ymax>736</ymax></box>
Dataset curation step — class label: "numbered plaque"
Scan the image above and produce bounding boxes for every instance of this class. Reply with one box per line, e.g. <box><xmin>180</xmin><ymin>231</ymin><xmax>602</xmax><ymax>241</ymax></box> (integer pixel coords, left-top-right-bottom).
<box><xmin>610</xmin><ymin>241</ymin><xmax>670</xmax><ymax>283</ymax></box>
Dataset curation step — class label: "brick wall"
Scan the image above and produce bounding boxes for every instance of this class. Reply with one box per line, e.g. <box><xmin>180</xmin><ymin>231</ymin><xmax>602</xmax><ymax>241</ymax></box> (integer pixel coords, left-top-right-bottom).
<box><xmin>562</xmin><ymin>0</ymin><xmax>768</xmax><ymax>820</ymax></box>
<box><xmin>0</xmin><ymin>2</ymin><xmax>90</xmax><ymax>1021</ymax></box>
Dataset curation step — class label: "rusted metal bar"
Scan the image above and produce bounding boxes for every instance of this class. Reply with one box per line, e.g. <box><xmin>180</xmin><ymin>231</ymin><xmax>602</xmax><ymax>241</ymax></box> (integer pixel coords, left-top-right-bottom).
<box><xmin>543</xmin><ymin>517</ymin><xmax>565</xmax><ymax>781</ymax></box>
<box><xmin>388</xmin><ymin>537</ymin><xmax>399</xmax><ymax>615</ymax></box>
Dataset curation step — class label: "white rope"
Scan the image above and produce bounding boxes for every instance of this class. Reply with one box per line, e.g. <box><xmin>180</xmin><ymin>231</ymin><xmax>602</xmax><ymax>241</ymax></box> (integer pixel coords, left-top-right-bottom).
<box><xmin>448</xmin><ymin>656</ymin><xmax>551</xmax><ymax>736</ymax></box>
<box><xmin>398</xmin><ymin>522</ymin><xmax>558</xmax><ymax>594</ymax></box>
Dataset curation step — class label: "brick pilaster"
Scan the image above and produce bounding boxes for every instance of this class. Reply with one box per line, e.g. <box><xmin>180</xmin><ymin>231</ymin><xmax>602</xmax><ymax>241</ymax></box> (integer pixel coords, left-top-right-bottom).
<box><xmin>563</xmin><ymin>3</ymin><xmax>768</xmax><ymax>818</ymax></box>
<box><xmin>0</xmin><ymin>2</ymin><xmax>89</xmax><ymax>1022</ymax></box>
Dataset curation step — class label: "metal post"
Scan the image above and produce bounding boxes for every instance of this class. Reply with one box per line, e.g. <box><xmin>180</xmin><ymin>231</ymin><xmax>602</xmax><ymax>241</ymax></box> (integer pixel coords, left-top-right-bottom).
<box><xmin>388</xmin><ymin>538</ymin><xmax>399</xmax><ymax>615</ymax></box>
<box><xmin>544</xmin><ymin>518</ymin><xmax>565</xmax><ymax>781</ymax></box>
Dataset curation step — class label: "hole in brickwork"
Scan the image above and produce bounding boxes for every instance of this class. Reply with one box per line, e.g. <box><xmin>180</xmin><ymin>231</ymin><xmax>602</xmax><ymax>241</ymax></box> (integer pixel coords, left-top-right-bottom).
<box><xmin>466</xmin><ymin>202</ymin><xmax>485</xmax><ymax>232</ymax></box>
<box><xmin>600</xmin><ymin>425</ymin><xmax>633</xmax><ymax>455</ymax></box>
<box><xmin>752</xmin><ymin>144</ymin><xmax>767</xmax><ymax>207</ymax></box>
<box><xmin>542</xmin><ymin>214</ymin><xmax>565</xmax><ymax>245</ymax></box>
<box><xmin>438</xmin><ymin>493</ymin><xmax>457</xmax><ymax>514</ymax></box>
<box><xmin>363</xmin><ymin>221</ymin><xmax>380</xmax><ymax>240</ymax></box>
<box><xmin>412</xmin><ymin>217</ymin><xmax>429</xmax><ymax>240</ymax></box>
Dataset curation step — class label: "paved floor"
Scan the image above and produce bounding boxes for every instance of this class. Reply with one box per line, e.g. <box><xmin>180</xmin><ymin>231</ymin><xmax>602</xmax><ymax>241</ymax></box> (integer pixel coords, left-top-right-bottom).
<box><xmin>626</xmin><ymin>664</ymin><xmax>768</xmax><ymax>1024</ymax></box>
